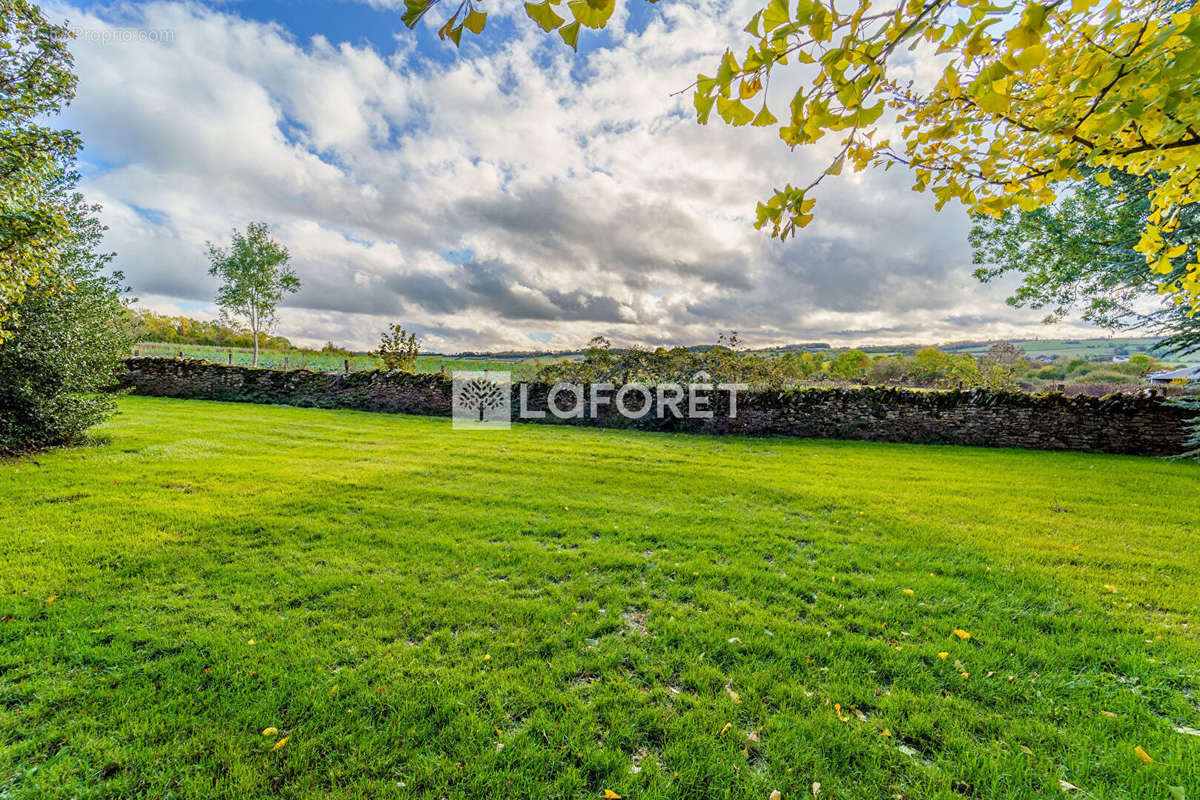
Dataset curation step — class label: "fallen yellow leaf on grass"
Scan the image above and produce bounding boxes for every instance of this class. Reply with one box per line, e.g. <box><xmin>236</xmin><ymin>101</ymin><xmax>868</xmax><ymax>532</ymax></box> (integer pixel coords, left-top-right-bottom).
<box><xmin>953</xmin><ymin>629</ymin><xmax>971</xmax><ymax>640</ymax></box>
<box><xmin>1104</xmin><ymin>584</ymin><xmax>1118</xmax><ymax>593</ymax></box>
<box><xmin>812</xmin><ymin>782</ymin><xmax>821</xmax><ymax>797</ymax></box>
<box><xmin>604</xmin><ymin>790</ymin><xmax>621</xmax><ymax>799</ymax></box>
<box><xmin>45</xmin><ymin>595</ymin><xmax>58</xmax><ymax>604</ymax></box>
<box><xmin>1100</xmin><ymin>710</ymin><xmax>1118</xmax><ymax>719</ymax></box>
<box><xmin>261</xmin><ymin>727</ymin><xmax>278</xmax><ymax>736</ymax></box>
<box><xmin>272</xmin><ymin>736</ymin><xmax>290</xmax><ymax>751</ymax></box>
<box><xmin>834</xmin><ymin>704</ymin><xmax>850</xmax><ymax>722</ymax></box>
<box><xmin>902</xmin><ymin>588</ymin><xmax>915</xmax><ymax>596</ymax></box>
<box><xmin>719</xmin><ymin>722</ymin><xmax>732</xmax><ymax>736</ymax></box>
<box><xmin>1019</xmin><ymin>745</ymin><xmax>1034</xmax><ymax>756</ymax></box>
<box><xmin>1134</xmin><ymin>745</ymin><xmax>1153</xmax><ymax>764</ymax></box>
<box><xmin>938</xmin><ymin>652</ymin><xmax>949</xmax><ymax>660</ymax></box>
<box><xmin>769</xmin><ymin>791</ymin><xmax>782</xmax><ymax>800</ymax></box>
<box><xmin>247</xmin><ymin>639</ymin><xmax>256</xmax><ymax>646</ymax></box>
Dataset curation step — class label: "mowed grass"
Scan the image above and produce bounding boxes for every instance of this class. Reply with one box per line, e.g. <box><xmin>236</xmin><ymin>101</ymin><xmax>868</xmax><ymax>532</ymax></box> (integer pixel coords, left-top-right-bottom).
<box><xmin>2</xmin><ymin>398</ymin><xmax>1199</xmax><ymax>800</ymax></box>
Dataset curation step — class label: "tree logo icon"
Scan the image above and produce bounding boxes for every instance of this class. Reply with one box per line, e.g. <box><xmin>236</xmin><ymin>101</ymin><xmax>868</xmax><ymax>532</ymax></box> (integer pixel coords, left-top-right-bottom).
<box><xmin>452</xmin><ymin>371</ymin><xmax>511</xmax><ymax>429</ymax></box>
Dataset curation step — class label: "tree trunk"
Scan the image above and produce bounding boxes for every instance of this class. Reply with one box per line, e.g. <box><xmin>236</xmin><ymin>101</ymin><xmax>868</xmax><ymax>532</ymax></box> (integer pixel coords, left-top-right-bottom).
<box><xmin>251</xmin><ymin>307</ymin><xmax>259</xmax><ymax>367</ymax></box>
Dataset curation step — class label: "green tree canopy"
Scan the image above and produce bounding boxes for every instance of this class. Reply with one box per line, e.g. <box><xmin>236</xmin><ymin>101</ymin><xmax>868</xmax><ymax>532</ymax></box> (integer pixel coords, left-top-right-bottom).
<box><xmin>206</xmin><ymin>223</ymin><xmax>300</xmax><ymax>368</ymax></box>
<box><xmin>0</xmin><ymin>0</ymin><xmax>81</xmax><ymax>340</ymax></box>
<box><xmin>971</xmin><ymin>168</ymin><xmax>1200</xmax><ymax>356</ymax></box>
<box><xmin>0</xmin><ymin>190</ymin><xmax>130</xmax><ymax>455</ymax></box>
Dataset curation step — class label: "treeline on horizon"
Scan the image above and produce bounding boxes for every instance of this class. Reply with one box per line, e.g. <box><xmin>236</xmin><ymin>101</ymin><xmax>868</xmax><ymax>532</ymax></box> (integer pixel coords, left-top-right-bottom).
<box><xmin>129</xmin><ymin>307</ymin><xmax>1171</xmax><ymax>362</ymax></box>
<box><xmin>128</xmin><ymin>309</ymin><xmax>365</xmax><ymax>355</ymax></box>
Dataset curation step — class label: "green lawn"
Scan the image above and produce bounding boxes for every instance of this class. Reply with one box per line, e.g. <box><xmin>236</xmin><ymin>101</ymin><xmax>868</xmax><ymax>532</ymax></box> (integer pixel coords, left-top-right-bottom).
<box><xmin>2</xmin><ymin>398</ymin><xmax>1198</xmax><ymax>800</ymax></box>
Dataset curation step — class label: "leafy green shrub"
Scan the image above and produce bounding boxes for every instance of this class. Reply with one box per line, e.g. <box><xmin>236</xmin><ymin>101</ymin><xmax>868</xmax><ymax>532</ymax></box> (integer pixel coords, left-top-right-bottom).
<box><xmin>373</xmin><ymin>324</ymin><xmax>421</xmax><ymax>372</ymax></box>
<box><xmin>1109</xmin><ymin>354</ymin><xmax>1162</xmax><ymax>376</ymax></box>
<box><xmin>1065</xmin><ymin>358</ymin><xmax>1094</xmax><ymax>377</ymax></box>
<box><xmin>1070</xmin><ymin>370</ymin><xmax>1133</xmax><ymax>384</ymax></box>
<box><xmin>0</xmin><ymin>196</ymin><xmax>129</xmax><ymax>456</ymax></box>
<box><xmin>537</xmin><ymin>334</ymin><xmax>810</xmax><ymax>389</ymax></box>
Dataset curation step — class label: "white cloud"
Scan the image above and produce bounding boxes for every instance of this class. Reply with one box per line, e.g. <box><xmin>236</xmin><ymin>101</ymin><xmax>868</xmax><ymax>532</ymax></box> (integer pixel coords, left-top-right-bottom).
<box><xmin>55</xmin><ymin>0</ymin><xmax>1101</xmax><ymax>352</ymax></box>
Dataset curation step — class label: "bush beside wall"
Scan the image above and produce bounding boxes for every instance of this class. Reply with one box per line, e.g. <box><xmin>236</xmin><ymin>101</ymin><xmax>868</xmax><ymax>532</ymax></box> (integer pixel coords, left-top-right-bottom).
<box><xmin>120</xmin><ymin>358</ymin><xmax>1192</xmax><ymax>456</ymax></box>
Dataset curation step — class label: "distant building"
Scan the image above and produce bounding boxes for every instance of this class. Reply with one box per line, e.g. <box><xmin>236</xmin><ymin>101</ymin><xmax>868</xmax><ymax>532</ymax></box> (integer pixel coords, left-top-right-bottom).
<box><xmin>1111</xmin><ymin>356</ymin><xmax>1130</xmax><ymax>363</ymax></box>
<box><xmin>1147</xmin><ymin>366</ymin><xmax>1200</xmax><ymax>385</ymax></box>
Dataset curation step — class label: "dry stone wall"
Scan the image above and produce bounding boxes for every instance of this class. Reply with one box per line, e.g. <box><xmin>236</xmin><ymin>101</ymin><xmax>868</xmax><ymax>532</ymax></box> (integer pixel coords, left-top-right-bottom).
<box><xmin>120</xmin><ymin>358</ymin><xmax>1192</xmax><ymax>456</ymax></box>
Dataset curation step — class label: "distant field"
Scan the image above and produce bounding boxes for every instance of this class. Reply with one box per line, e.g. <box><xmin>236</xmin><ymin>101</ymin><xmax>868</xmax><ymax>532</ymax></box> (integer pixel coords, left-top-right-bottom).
<box><xmin>941</xmin><ymin>337</ymin><xmax>1200</xmax><ymax>365</ymax></box>
<box><xmin>751</xmin><ymin>337</ymin><xmax>1198</xmax><ymax>365</ymax></box>
<box><xmin>1</xmin><ymin>397</ymin><xmax>1198</xmax><ymax>799</ymax></box>
<box><xmin>132</xmin><ymin>342</ymin><xmax>551</xmax><ymax>379</ymax></box>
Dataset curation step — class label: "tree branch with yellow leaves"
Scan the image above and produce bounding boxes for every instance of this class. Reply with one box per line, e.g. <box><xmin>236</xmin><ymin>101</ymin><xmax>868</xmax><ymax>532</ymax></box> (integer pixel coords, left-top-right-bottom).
<box><xmin>399</xmin><ymin>0</ymin><xmax>1200</xmax><ymax>310</ymax></box>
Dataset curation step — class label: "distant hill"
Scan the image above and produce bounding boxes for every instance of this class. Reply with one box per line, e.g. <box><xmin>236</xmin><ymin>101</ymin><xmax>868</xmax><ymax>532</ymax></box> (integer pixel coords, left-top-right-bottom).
<box><xmin>936</xmin><ymin>336</ymin><xmax>1198</xmax><ymax>364</ymax></box>
<box><xmin>130</xmin><ymin>307</ymin><xmax>1197</xmax><ymax>366</ymax></box>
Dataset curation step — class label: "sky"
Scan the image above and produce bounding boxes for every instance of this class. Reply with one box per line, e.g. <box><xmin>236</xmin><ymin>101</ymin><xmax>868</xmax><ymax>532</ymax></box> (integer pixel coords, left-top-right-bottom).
<box><xmin>51</xmin><ymin>0</ymin><xmax>1105</xmax><ymax>352</ymax></box>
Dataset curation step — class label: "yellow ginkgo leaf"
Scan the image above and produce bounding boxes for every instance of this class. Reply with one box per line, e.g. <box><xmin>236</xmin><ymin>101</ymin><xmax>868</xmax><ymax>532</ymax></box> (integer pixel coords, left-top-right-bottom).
<box><xmin>953</xmin><ymin>629</ymin><xmax>971</xmax><ymax>640</ymax></box>
<box><xmin>247</xmin><ymin>639</ymin><xmax>256</xmax><ymax>646</ymax></box>
<box><xmin>1020</xmin><ymin>744</ymin><xmax>1034</xmax><ymax>756</ymax></box>
<box><xmin>1134</xmin><ymin>745</ymin><xmax>1153</xmax><ymax>764</ymax></box>
<box><xmin>604</xmin><ymin>791</ymin><xmax>622</xmax><ymax>799</ymax></box>
<box><xmin>902</xmin><ymin>588</ymin><xmax>915</xmax><ymax>596</ymax></box>
<box><xmin>261</xmin><ymin>727</ymin><xmax>278</xmax><ymax>736</ymax></box>
<box><xmin>45</xmin><ymin>595</ymin><xmax>58</xmax><ymax>604</ymax></box>
<box><xmin>938</xmin><ymin>652</ymin><xmax>949</xmax><ymax>660</ymax></box>
<box><xmin>272</xmin><ymin>736</ymin><xmax>290</xmax><ymax>751</ymax></box>
<box><xmin>719</xmin><ymin>722</ymin><xmax>732</xmax><ymax>736</ymax></box>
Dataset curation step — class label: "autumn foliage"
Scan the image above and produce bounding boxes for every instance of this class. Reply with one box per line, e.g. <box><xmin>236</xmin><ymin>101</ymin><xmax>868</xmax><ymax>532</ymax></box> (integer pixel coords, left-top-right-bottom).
<box><xmin>402</xmin><ymin>0</ymin><xmax>1200</xmax><ymax>312</ymax></box>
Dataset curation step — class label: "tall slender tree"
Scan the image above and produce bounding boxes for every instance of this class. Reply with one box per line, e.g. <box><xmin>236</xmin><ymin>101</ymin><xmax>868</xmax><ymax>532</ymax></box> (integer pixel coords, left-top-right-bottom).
<box><xmin>206</xmin><ymin>223</ymin><xmax>299</xmax><ymax>367</ymax></box>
